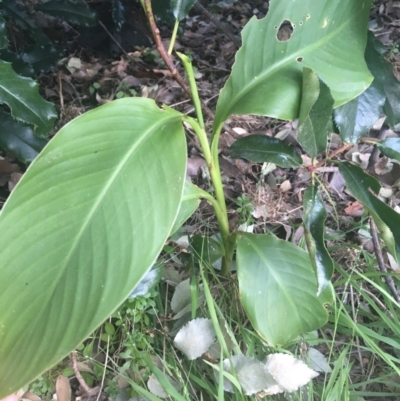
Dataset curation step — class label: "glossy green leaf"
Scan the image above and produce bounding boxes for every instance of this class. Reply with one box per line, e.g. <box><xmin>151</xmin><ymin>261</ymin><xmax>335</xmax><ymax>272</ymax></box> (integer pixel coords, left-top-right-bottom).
<box><xmin>303</xmin><ymin>185</ymin><xmax>334</xmax><ymax>293</ymax></box>
<box><xmin>297</xmin><ymin>68</ymin><xmax>334</xmax><ymax>157</ymax></box>
<box><xmin>21</xmin><ymin>42</ymin><xmax>64</xmax><ymax>75</ymax></box>
<box><xmin>37</xmin><ymin>0</ymin><xmax>98</xmax><ymax>26</ymax></box>
<box><xmin>1</xmin><ymin>0</ymin><xmax>35</xmax><ymax>30</ymax></box>
<box><xmin>190</xmin><ymin>235</ymin><xmax>225</xmax><ymax>265</ymax></box>
<box><xmin>376</xmin><ymin>138</ymin><xmax>400</xmax><ymax>162</ymax></box>
<box><xmin>214</xmin><ymin>0</ymin><xmax>372</xmax><ymax>133</ymax></box>
<box><xmin>171</xmin><ymin>0</ymin><xmax>197</xmax><ymax>20</ymax></box>
<box><xmin>339</xmin><ymin>161</ymin><xmax>400</xmax><ymax>260</ymax></box>
<box><xmin>0</xmin><ymin>110</ymin><xmax>48</xmax><ymax>163</ymax></box>
<box><xmin>228</xmin><ymin>135</ymin><xmax>302</xmax><ymax>168</ymax></box>
<box><xmin>0</xmin><ymin>98</ymin><xmax>187</xmax><ymax>396</ymax></box>
<box><xmin>112</xmin><ymin>0</ymin><xmax>126</xmax><ymax>30</ymax></box>
<box><xmin>170</xmin><ymin>181</ymin><xmax>202</xmax><ymax>235</ymax></box>
<box><xmin>152</xmin><ymin>0</ymin><xmax>174</xmax><ymax>25</ymax></box>
<box><xmin>0</xmin><ymin>15</ymin><xmax>8</xmax><ymax>49</ymax></box>
<box><xmin>0</xmin><ymin>60</ymin><xmax>57</xmax><ymax>137</ymax></box>
<box><xmin>367</xmin><ymin>33</ymin><xmax>400</xmax><ymax>129</ymax></box>
<box><xmin>0</xmin><ymin>49</ymin><xmax>36</xmax><ymax>78</ymax></box>
<box><xmin>334</xmin><ymin>32</ymin><xmax>386</xmax><ymax>143</ymax></box>
<box><xmin>236</xmin><ymin>234</ymin><xmax>328</xmax><ymax>346</ymax></box>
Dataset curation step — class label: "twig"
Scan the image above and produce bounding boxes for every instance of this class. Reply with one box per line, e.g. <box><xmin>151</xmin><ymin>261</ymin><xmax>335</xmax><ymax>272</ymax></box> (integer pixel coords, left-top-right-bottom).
<box><xmin>369</xmin><ymin>218</ymin><xmax>400</xmax><ymax>304</ymax></box>
<box><xmin>71</xmin><ymin>351</ymin><xmax>92</xmax><ymax>394</ymax></box>
<box><xmin>315</xmin><ymin>143</ymin><xmax>353</xmax><ymax>168</ymax></box>
<box><xmin>367</xmin><ymin>124</ymin><xmax>389</xmax><ymax>172</ymax></box>
<box><xmin>95</xmin><ymin>320</ymin><xmax>111</xmax><ymax>401</ymax></box>
<box><xmin>194</xmin><ymin>2</ymin><xmax>241</xmax><ymax>48</ymax></box>
<box><xmin>98</xmin><ymin>21</ymin><xmax>128</xmax><ymax>56</ymax></box>
<box><xmin>143</xmin><ymin>0</ymin><xmax>215</xmax><ymax>119</ymax></box>
<box><xmin>144</xmin><ymin>0</ymin><xmax>190</xmax><ymax>95</ymax></box>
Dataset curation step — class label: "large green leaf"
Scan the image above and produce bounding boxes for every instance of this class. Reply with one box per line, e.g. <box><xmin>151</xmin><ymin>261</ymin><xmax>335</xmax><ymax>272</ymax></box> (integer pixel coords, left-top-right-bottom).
<box><xmin>339</xmin><ymin>162</ymin><xmax>400</xmax><ymax>260</ymax></box>
<box><xmin>297</xmin><ymin>68</ymin><xmax>334</xmax><ymax>158</ymax></box>
<box><xmin>0</xmin><ymin>60</ymin><xmax>57</xmax><ymax>137</ymax></box>
<box><xmin>0</xmin><ymin>98</ymin><xmax>187</xmax><ymax>396</ymax></box>
<box><xmin>170</xmin><ymin>181</ymin><xmax>202</xmax><ymax>235</ymax></box>
<box><xmin>228</xmin><ymin>135</ymin><xmax>302</xmax><ymax>168</ymax></box>
<box><xmin>303</xmin><ymin>185</ymin><xmax>334</xmax><ymax>293</ymax></box>
<box><xmin>214</xmin><ymin>0</ymin><xmax>372</xmax><ymax>133</ymax></box>
<box><xmin>236</xmin><ymin>234</ymin><xmax>328</xmax><ymax>346</ymax></box>
<box><xmin>334</xmin><ymin>32</ymin><xmax>386</xmax><ymax>143</ymax></box>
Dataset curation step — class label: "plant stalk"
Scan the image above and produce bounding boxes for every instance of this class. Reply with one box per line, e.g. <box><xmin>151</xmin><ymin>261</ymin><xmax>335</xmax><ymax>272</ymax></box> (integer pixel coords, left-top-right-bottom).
<box><xmin>168</xmin><ymin>20</ymin><xmax>180</xmax><ymax>55</ymax></box>
<box><xmin>183</xmin><ymin>118</ymin><xmax>231</xmax><ymax>268</ymax></box>
<box><xmin>180</xmin><ymin>60</ymin><xmax>233</xmax><ymax>275</ymax></box>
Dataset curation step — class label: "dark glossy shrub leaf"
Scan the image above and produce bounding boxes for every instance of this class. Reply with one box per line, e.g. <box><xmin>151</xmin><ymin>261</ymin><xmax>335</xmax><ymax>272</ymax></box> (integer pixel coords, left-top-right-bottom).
<box><xmin>334</xmin><ymin>33</ymin><xmax>386</xmax><ymax>144</ymax></box>
<box><xmin>297</xmin><ymin>68</ymin><xmax>334</xmax><ymax>157</ymax></box>
<box><xmin>1</xmin><ymin>0</ymin><xmax>35</xmax><ymax>30</ymax></box>
<box><xmin>37</xmin><ymin>0</ymin><xmax>98</xmax><ymax>27</ymax></box>
<box><xmin>0</xmin><ymin>60</ymin><xmax>57</xmax><ymax>137</ymax></box>
<box><xmin>229</xmin><ymin>135</ymin><xmax>302</xmax><ymax>168</ymax></box>
<box><xmin>0</xmin><ymin>49</ymin><xmax>36</xmax><ymax>78</ymax></box>
<box><xmin>152</xmin><ymin>0</ymin><xmax>174</xmax><ymax>24</ymax></box>
<box><xmin>339</xmin><ymin>161</ymin><xmax>400</xmax><ymax>260</ymax></box>
<box><xmin>112</xmin><ymin>0</ymin><xmax>126</xmax><ymax>31</ymax></box>
<box><xmin>21</xmin><ymin>42</ymin><xmax>64</xmax><ymax>75</ymax></box>
<box><xmin>0</xmin><ymin>15</ymin><xmax>8</xmax><ymax>49</ymax></box>
<box><xmin>303</xmin><ymin>185</ymin><xmax>334</xmax><ymax>293</ymax></box>
<box><xmin>0</xmin><ymin>110</ymin><xmax>48</xmax><ymax>163</ymax></box>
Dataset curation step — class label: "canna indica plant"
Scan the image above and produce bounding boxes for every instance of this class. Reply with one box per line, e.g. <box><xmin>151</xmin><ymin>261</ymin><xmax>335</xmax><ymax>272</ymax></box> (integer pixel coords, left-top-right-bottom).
<box><xmin>1</xmin><ymin>0</ymin><xmax>400</xmax><ymax>395</ymax></box>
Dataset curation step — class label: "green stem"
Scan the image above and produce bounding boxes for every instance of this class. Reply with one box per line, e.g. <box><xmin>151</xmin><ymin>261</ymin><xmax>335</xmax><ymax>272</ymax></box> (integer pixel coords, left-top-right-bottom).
<box><xmin>183</xmin><ymin>116</ymin><xmax>232</xmax><ymax>275</ymax></box>
<box><xmin>177</xmin><ymin>52</ymin><xmax>205</xmax><ymax>129</ymax></box>
<box><xmin>211</xmin><ymin>123</ymin><xmax>234</xmax><ymax>275</ymax></box>
<box><xmin>168</xmin><ymin>20</ymin><xmax>180</xmax><ymax>55</ymax></box>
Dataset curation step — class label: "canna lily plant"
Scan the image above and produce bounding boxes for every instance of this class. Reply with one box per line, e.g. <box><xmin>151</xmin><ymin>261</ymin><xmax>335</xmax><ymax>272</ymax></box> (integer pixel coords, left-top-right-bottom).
<box><xmin>2</xmin><ymin>0</ymin><xmax>400</xmax><ymax>395</ymax></box>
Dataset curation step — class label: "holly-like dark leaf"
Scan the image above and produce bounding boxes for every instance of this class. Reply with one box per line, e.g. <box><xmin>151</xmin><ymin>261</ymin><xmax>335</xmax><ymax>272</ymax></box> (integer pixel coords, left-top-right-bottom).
<box><xmin>37</xmin><ymin>0</ymin><xmax>98</xmax><ymax>27</ymax></box>
<box><xmin>0</xmin><ymin>49</ymin><xmax>36</xmax><ymax>78</ymax></box>
<box><xmin>21</xmin><ymin>43</ymin><xmax>64</xmax><ymax>75</ymax></box>
<box><xmin>229</xmin><ymin>135</ymin><xmax>302</xmax><ymax>168</ymax></box>
<box><xmin>0</xmin><ymin>60</ymin><xmax>57</xmax><ymax>137</ymax></box>
<box><xmin>339</xmin><ymin>161</ymin><xmax>400</xmax><ymax>260</ymax></box>
<box><xmin>1</xmin><ymin>0</ymin><xmax>35</xmax><ymax>30</ymax></box>
<box><xmin>297</xmin><ymin>68</ymin><xmax>334</xmax><ymax>158</ymax></box>
<box><xmin>152</xmin><ymin>0</ymin><xmax>174</xmax><ymax>24</ymax></box>
<box><xmin>0</xmin><ymin>110</ymin><xmax>48</xmax><ymax>164</ymax></box>
<box><xmin>303</xmin><ymin>185</ymin><xmax>334</xmax><ymax>294</ymax></box>
<box><xmin>376</xmin><ymin>138</ymin><xmax>400</xmax><ymax>163</ymax></box>
<box><xmin>112</xmin><ymin>0</ymin><xmax>126</xmax><ymax>31</ymax></box>
<box><xmin>334</xmin><ymin>33</ymin><xmax>386</xmax><ymax>144</ymax></box>
<box><xmin>0</xmin><ymin>15</ymin><xmax>8</xmax><ymax>49</ymax></box>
